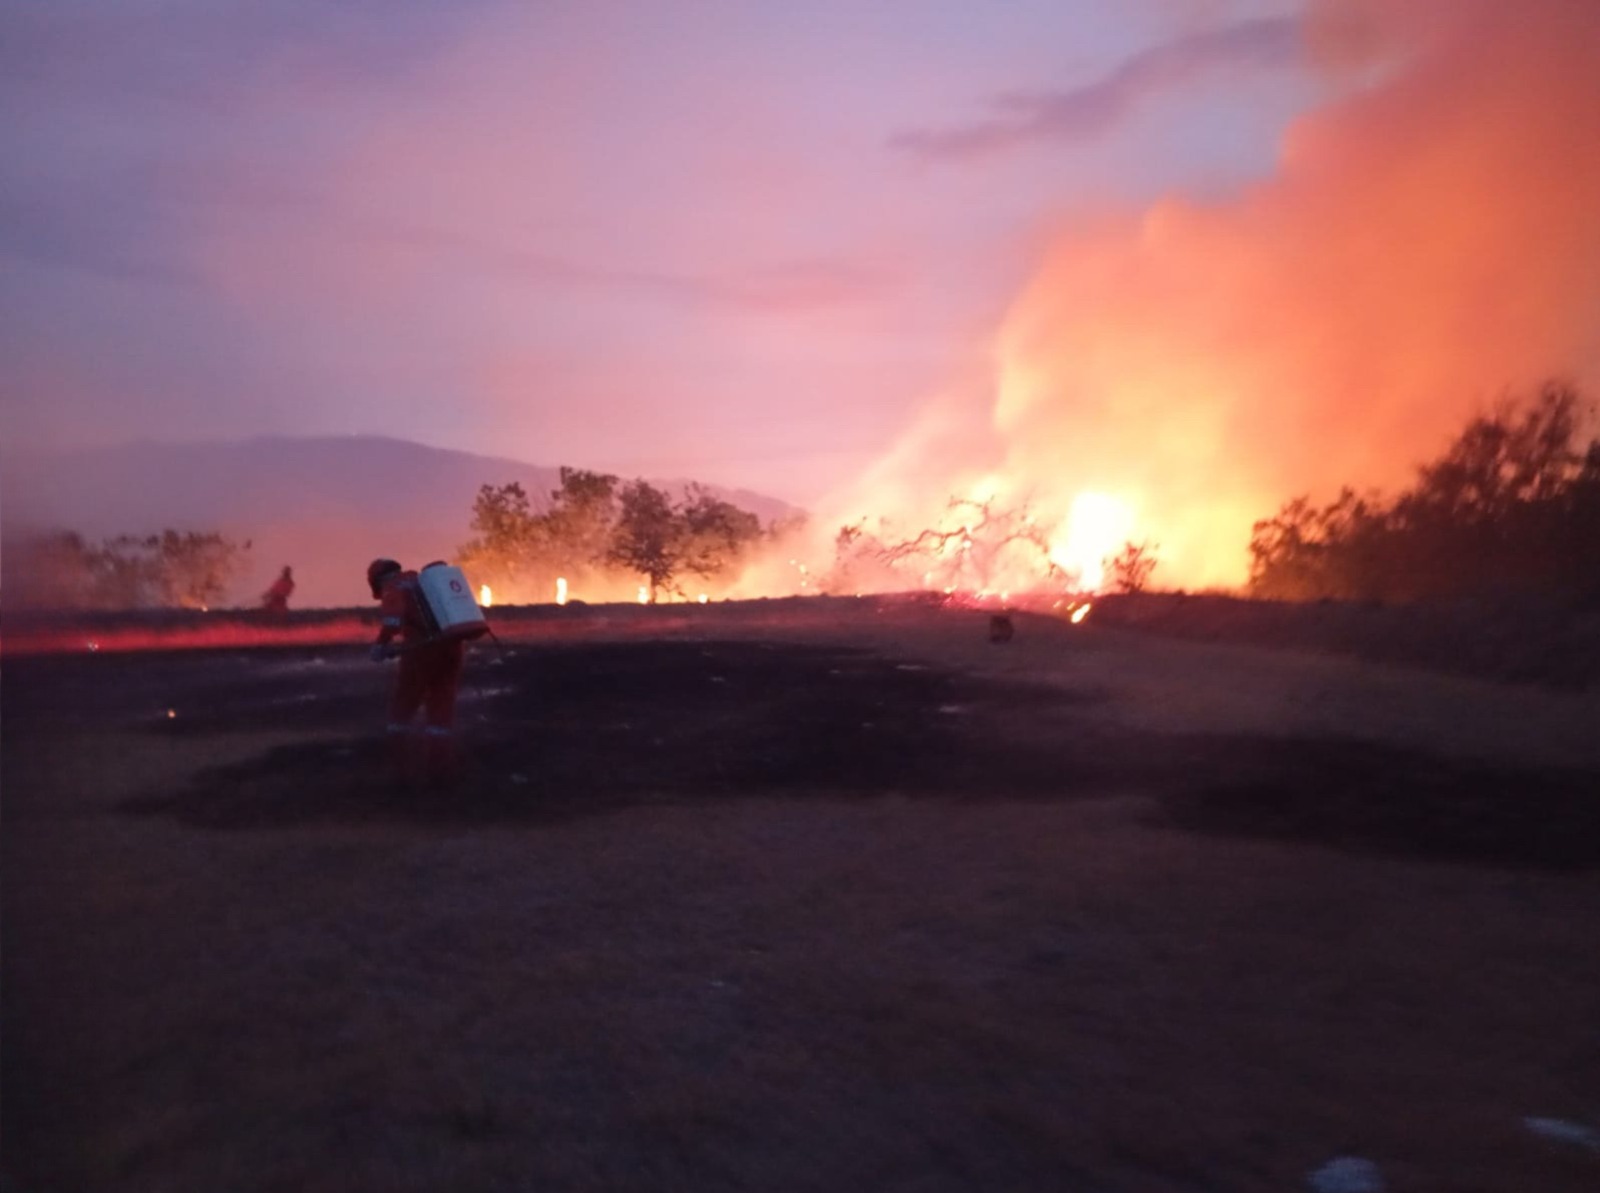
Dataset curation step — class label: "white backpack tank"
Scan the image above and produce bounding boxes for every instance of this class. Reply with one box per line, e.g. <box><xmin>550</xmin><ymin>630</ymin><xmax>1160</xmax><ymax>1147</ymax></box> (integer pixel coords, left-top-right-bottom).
<box><xmin>416</xmin><ymin>563</ymin><xmax>489</xmax><ymax>640</ymax></box>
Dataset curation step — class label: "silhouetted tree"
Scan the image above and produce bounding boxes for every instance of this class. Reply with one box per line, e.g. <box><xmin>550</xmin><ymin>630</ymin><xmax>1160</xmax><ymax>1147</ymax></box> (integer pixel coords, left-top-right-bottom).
<box><xmin>677</xmin><ymin>484</ymin><xmax>763</xmax><ymax>582</ymax></box>
<box><xmin>3</xmin><ymin>531</ymin><xmax>98</xmax><ymax>608</ymax></box>
<box><xmin>459</xmin><ymin>469</ymin><xmax>623</xmax><ymax>598</ymax></box>
<box><xmin>458</xmin><ymin>482</ymin><xmax>544</xmax><ymax>591</ymax></box>
<box><xmin>1107</xmin><ymin>540</ymin><xmax>1159</xmax><ymax>594</ymax></box>
<box><xmin>461</xmin><ymin>471</ymin><xmax>767</xmax><ymax>603</ymax></box>
<box><xmin>1250</xmin><ymin>383</ymin><xmax>1600</xmax><ymax>603</ymax></box>
<box><xmin>608</xmin><ymin>480</ymin><xmax>680</xmax><ymax>602</ymax></box>
<box><xmin>4</xmin><ymin>529</ymin><xmax>248</xmax><ymax>609</ymax></box>
<box><xmin>548</xmin><ymin>468</ymin><xmax>619</xmax><ymax>551</ymax></box>
<box><xmin>138</xmin><ymin>530</ymin><xmax>250</xmax><ymax>608</ymax></box>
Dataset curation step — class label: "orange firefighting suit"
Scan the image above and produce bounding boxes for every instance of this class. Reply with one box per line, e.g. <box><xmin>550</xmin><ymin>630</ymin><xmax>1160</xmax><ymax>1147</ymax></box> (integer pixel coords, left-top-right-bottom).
<box><xmin>374</xmin><ymin>570</ymin><xmax>465</xmax><ymax>769</ymax></box>
<box><xmin>262</xmin><ymin>568</ymin><xmax>294</xmax><ymax>614</ymax></box>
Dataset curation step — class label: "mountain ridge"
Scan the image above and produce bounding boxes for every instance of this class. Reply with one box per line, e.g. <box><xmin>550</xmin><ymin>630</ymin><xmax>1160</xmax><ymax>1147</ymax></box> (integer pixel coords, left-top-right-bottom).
<box><xmin>1</xmin><ymin>436</ymin><xmax>801</xmax><ymax>607</ymax></box>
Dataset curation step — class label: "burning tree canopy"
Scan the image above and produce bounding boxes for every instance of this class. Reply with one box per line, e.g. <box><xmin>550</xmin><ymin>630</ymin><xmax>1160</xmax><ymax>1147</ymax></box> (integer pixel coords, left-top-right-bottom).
<box><xmin>821</xmin><ymin>495</ymin><xmax>1154</xmax><ymax>602</ymax></box>
<box><xmin>829</xmin><ymin>498</ymin><xmax>1060</xmax><ymax>597</ymax></box>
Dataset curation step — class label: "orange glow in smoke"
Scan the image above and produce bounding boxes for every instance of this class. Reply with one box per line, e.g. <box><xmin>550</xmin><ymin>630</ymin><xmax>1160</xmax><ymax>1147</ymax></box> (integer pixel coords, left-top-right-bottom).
<box><xmin>828</xmin><ymin>0</ymin><xmax>1600</xmax><ymax>594</ymax></box>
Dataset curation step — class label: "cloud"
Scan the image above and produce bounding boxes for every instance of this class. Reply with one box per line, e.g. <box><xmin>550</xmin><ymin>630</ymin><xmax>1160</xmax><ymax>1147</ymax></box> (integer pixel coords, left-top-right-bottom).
<box><xmin>177</xmin><ymin>163</ymin><xmax>901</xmax><ymax>318</ymax></box>
<box><xmin>891</xmin><ymin>15</ymin><xmax>1304</xmax><ymax>161</ymax></box>
<box><xmin>0</xmin><ymin>1</ymin><xmax>495</xmax><ymax>290</ymax></box>
<box><xmin>0</xmin><ymin>0</ymin><xmax>486</xmax><ymax>110</ymax></box>
<box><xmin>625</xmin><ymin>258</ymin><xmax>902</xmax><ymax>316</ymax></box>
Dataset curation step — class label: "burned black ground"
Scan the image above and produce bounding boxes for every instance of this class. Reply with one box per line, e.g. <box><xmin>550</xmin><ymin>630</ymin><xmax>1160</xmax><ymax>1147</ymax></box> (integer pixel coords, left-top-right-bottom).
<box><xmin>6</xmin><ymin>622</ymin><xmax>1600</xmax><ymax>1193</ymax></box>
<box><xmin>10</xmin><ymin>640</ymin><xmax>1593</xmax><ymax>869</ymax></box>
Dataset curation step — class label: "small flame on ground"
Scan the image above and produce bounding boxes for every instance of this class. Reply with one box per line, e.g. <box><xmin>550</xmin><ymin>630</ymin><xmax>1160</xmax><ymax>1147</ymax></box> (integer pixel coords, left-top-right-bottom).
<box><xmin>1071</xmin><ymin>603</ymin><xmax>1091</xmax><ymax>624</ymax></box>
<box><xmin>479</xmin><ymin>584</ymin><xmax>493</xmax><ymax>608</ymax></box>
<box><xmin>556</xmin><ymin>577</ymin><xmax>568</xmax><ymax>606</ymax></box>
<box><xmin>166</xmin><ymin>709</ymin><xmax>177</xmax><ymax>718</ymax></box>
<box><xmin>698</xmin><ymin>594</ymin><xmax>709</xmax><ymax>604</ymax></box>
<box><xmin>637</xmin><ymin>586</ymin><xmax>649</xmax><ymax>605</ymax></box>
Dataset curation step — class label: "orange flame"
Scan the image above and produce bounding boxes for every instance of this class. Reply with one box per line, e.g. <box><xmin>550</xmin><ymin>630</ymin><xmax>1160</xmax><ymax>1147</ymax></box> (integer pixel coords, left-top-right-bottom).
<box><xmin>1049</xmin><ymin>493</ymin><xmax>1136</xmax><ymax>592</ymax></box>
<box><xmin>818</xmin><ymin>0</ymin><xmax>1600</xmax><ymax>595</ymax></box>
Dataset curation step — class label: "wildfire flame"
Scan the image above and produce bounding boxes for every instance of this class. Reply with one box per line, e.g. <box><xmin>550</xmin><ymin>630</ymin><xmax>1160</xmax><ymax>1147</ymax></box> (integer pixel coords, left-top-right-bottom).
<box><xmin>479</xmin><ymin>584</ymin><xmax>492</xmax><ymax>608</ymax></box>
<box><xmin>1070</xmin><ymin>603</ymin><xmax>1091</xmax><ymax>625</ymax></box>
<box><xmin>556</xmin><ymin>576</ymin><xmax>568</xmax><ymax>606</ymax></box>
<box><xmin>801</xmin><ymin>1</ymin><xmax>1600</xmax><ymax>595</ymax></box>
<box><xmin>1049</xmin><ymin>493</ymin><xmax>1135</xmax><ymax>592</ymax></box>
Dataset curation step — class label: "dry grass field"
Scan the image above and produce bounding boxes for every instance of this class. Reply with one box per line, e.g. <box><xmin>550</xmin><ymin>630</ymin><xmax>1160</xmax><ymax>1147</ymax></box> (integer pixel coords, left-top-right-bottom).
<box><xmin>4</xmin><ymin>598</ymin><xmax>1599</xmax><ymax>1192</ymax></box>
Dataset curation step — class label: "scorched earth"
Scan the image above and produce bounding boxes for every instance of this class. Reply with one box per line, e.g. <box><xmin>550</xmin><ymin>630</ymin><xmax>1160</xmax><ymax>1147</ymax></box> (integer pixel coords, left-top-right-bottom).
<box><xmin>3</xmin><ymin>597</ymin><xmax>1599</xmax><ymax>1192</ymax></box>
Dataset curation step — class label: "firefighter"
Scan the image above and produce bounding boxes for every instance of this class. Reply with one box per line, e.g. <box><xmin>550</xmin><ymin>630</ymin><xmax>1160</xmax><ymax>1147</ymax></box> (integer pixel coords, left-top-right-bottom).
<box><xmin>261</xmin><ymin>566</ymin><xmax>295</xmax><ymax>615</ymax></box>
<box><xmin>367</xmin><ymin>558</ymin><xmax>465</xmax><ymax>781</ymax></box>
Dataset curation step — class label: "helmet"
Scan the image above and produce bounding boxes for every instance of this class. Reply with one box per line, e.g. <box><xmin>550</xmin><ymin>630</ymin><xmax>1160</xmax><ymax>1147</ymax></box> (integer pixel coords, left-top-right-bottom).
<box><xmin>367</xmin><ymin>558</ymin><xmax>402</xmax><ymax>598</ymax></box>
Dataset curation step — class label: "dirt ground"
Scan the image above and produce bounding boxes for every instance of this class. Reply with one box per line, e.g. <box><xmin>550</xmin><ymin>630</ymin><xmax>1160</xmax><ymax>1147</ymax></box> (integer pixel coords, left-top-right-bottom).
<box><xmin>4</xmin><ymin>599</ymin><xmax>1599</xmax><ymax>1192</ymax></box>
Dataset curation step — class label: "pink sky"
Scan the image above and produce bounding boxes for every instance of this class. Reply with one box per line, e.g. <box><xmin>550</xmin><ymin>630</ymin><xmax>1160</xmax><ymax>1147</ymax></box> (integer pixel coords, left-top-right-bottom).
<box><xmin>2</xmin><ymin>0</ymin><xmax>1312</xmax><ymax>508</ymax></box>
<box><xmin>6</xmin><ymin>0</ymin><xmax>1593</xmax><ymax>594</ymax></box>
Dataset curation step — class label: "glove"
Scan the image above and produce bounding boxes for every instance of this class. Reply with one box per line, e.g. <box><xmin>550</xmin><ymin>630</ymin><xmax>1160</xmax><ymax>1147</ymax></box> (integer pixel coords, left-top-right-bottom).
<box><xmin>370</xmin><ymin>643</ymin><xmax>392</xmax><ymax>662</ymax></box>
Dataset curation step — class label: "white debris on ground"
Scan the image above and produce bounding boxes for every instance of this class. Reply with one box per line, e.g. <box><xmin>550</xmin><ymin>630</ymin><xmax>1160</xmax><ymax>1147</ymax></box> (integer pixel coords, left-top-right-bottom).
<box><xmin>1523</xmin><ymin>1117</ymin><xmax>1600</xmax><ymax>1151</ymax></box>
<box><xmin>1308</xmin><ymin>1156</ymin><xmax>1384</xmax><ymax>1193</ymax></box>
<box><xmin>255</xmin><ymin>655</ymin><xmax>368</xmax><ymax>676</ymax></box>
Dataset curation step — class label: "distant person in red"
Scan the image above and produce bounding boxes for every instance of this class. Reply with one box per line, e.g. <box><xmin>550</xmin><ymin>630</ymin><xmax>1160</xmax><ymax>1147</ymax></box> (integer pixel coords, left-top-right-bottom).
<box><xmin>261</xmin><ymin>566</ymin><xmax>295</xmax><ymax>615</ymax></box>
<box><xmin>368</xmin><ymin>558</ymin><xmax>465</xmax><ymax>782</ymax></box>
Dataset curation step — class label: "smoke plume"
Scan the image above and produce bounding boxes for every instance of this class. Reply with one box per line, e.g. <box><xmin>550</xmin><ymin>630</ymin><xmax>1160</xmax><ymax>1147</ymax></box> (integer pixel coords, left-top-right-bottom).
<box><xmin>854</xmin><ymin>0</ymin><xmax>1600</xmax><ymax>590</ymax></box>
